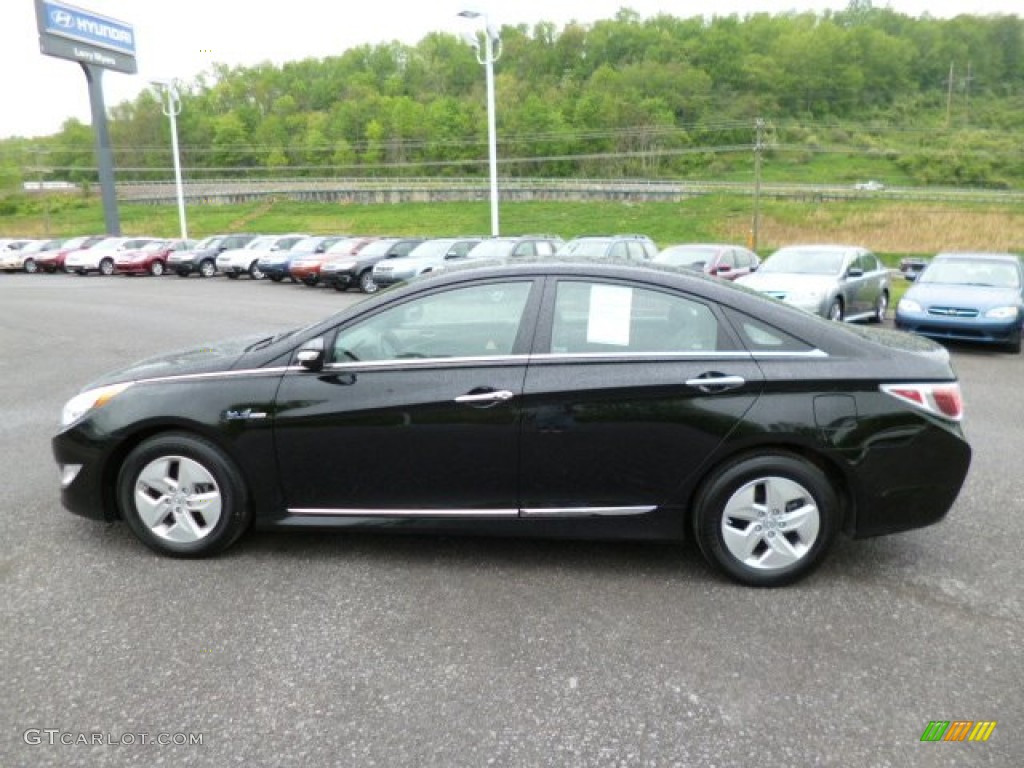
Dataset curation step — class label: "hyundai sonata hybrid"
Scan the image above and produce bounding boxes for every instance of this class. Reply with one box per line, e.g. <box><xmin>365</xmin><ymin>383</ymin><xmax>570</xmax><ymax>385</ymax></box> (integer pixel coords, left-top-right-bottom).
<box><xmin>53</xmin><ymin>260</ymin><xmax>971</xmax><ymax>586</ymax></box>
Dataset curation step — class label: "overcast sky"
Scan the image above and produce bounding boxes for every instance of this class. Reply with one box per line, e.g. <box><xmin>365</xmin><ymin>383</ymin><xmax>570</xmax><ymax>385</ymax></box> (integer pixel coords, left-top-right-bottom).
<box><xmin>2</xmin><ymin>0</ymin><xmax>1019</xmax><ymax>140</ymax></box>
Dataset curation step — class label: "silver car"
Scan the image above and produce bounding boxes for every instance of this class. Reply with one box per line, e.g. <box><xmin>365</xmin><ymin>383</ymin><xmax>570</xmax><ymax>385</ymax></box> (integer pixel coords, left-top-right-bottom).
<box><xmin>372</xmin><ymin>237</ymin><xmax>483</xmax><ymax>287</ymax></box>
<box><xmin>736</xmin><ymin>244</ymin><xmax>890</xmax><ymax>323</ymax></box>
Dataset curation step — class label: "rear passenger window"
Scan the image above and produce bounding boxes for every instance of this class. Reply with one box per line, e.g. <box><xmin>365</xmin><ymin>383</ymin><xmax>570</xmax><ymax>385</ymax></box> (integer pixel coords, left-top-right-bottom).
<box><xmin>722</xmin><ymin>308</ymin><xmax>815</xmax><ymax>352</ymax></box>
<box><xmin>550</xmin><ymin>281</ymin><xmax>722</xmax><ymax>354</ymax></box>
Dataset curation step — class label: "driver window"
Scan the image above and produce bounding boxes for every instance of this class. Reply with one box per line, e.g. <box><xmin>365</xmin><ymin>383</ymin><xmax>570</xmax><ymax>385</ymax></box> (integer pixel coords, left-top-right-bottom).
<box><xmin>332</xmin><ymin>282</ymin><xmax>533</xmax><ymax>363</ymax></box>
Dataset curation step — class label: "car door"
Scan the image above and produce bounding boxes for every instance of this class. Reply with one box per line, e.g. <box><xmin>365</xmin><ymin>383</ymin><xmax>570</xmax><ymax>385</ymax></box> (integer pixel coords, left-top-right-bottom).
<box><xmin>273</xmin><ymin>278</ymin><xmax>540</xmax><ymax>515</ymax></box>
<box><xmin>519</xmin><ymin>277</ymin><xmax>764</xmax><ymax>514</ymax></box>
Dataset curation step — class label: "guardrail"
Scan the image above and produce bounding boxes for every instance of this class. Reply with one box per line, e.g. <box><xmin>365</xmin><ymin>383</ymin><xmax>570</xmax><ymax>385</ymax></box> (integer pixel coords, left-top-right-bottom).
<box><xmin>114</xmin><ymin>177</ymin><xmax>1024</xmax><ymax>206</ymax></box>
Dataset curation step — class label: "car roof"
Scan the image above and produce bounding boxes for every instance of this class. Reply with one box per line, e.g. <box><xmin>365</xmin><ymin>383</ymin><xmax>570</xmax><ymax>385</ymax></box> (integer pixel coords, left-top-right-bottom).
<box><xmin>933</xmin><ymin>252</ymin><xmax>1021</xmax><ymax>263</ymax></box>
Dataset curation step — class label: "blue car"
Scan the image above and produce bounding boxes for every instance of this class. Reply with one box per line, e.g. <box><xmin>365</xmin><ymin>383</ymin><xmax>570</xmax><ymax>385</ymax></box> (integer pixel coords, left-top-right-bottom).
<box><xmin>258</xmin><ymin>235</ymin><xmax>346</xmax><ymax>282</ymax></box>
<box><xmin>895</xmin><ymin>252</ymin><xmax>1023</xmax><ymax>353</ymax></box>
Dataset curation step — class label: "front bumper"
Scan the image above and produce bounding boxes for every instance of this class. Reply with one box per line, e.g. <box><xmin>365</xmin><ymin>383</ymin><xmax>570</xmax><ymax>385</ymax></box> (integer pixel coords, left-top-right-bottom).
<box><xmin>895</xmin><ymin>311</ymin><xmax>1022</xmax><ymax>347</ymax></box>
<box><xmin>53</xmin><ymin>428</ymin><xmax>116</xmax><ymax>521</ymax></box>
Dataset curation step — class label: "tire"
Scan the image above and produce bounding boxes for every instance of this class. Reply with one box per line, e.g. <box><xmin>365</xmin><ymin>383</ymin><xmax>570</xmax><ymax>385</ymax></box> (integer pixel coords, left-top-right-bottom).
<box><xmin>149</xmin><ymin>260</ymin><xmax>165</xmax><ymax>277</ymax></box>
<box><xmin>358</xmin><ymin>270</ymin><xmax>378</xmax><ymax>294</ymax></box>
<box><xmin>827</xmin><ymin>298</ymin><xmax>844</xmax><ymax>322</ymax></box>
<box><xmin>199</xmin><ymin>260</ymin><xmax>216</xmax><ymax>278</ymax></box>
<box><xmin>269</xmin><ymin>275</ymin><xmax>283</xmax><ymax>283</ymax></box>
<box><xmin>24</xmin><ymin>258</ymin><xmax>38</xmax><ymax>274</ymax></box>
<box><xmin>99</xmin><ymin>258</ymin><xmax>114</xmax><ymax>276</ymax></box>
<box><xmin>226</xmin><ymin>272</ymin><xmax>239</xmax><ymax>280</ymax></box>
<box><xmin>333</xmin><ymin>281</ymin><xmax>347</xmax><ymax>292</ymax></box>
<box><xmin>176</xmin><ymin>270</ymin><xmax>190</xmax><ymax>278</ymax></box>
<box><xmin>303</xmin><ymin>276</ymin><xmax>320</xmax><ymax>287</ymax></box>
<box><xmin>117</xmin><ymin>433</ymin><xmax>251</xmax><ymax>557</ymax></box>
<box><xmin>693</xmin><ymin>453</ymin><xmax>839</xmax><ymax>587</ymax></box>
<box><xmin>1007</xmin><ymin>331</ymin><xmax>1022</xmax><ymax>355</ymax></box>
<box><xmin>871</xmin><ymin>291</ymin><xmax>889</xmax><ymax>324</ymax></box>
<box><xmin>248</xmin><ymin>261</ymin><xmax>264</xmax><ymax>280</ymax></box>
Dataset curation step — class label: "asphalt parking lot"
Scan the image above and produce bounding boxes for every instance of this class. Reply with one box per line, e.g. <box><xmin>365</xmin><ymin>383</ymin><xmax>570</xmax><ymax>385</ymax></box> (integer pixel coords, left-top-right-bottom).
<box><xmin>2</xmin><ymin>273</ymin><xmax>1022</xmax><ymax>767</ymax></box>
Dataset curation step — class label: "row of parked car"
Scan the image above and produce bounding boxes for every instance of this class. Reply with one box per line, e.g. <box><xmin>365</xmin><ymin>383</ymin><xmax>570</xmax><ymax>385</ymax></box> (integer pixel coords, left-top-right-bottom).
<box><xmin>3</xmin><ymin>232</ymin><xmax>1020</xmax><ymax>351</ymax></box>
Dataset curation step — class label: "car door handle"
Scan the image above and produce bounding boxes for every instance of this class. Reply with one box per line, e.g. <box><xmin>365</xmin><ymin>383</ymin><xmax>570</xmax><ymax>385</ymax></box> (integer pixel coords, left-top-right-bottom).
<box><xmin>685</xmin><ymin>374</ymin><xmax>746</xmax><ymax>393</ymax></box>
<box><xmin>454</xmin><ymin>389</ymin><xmax>515</xmax><ymax>405</ymax></box>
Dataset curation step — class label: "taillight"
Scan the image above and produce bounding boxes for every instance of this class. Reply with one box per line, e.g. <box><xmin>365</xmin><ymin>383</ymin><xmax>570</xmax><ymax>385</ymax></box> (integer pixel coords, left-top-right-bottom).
<box><xmin>881</xmin><ymin>382</ymin><xmax>963</xmax><ymax>421</ymax></box>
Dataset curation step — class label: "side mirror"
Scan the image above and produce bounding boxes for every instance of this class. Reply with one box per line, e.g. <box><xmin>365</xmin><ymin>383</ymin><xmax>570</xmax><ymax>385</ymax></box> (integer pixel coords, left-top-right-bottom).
<box><xmin>847</xmin><ymin>267</ymin><xmax>864</xmax><ymax>278</ymax></box>
<box><xmin>904</xmin><ymin>272</ymin><xmax>918</xmax><ymax>282</ymax></box>
<box><xmin>296</xmin><ymin>338</ymin><xmax>325</xmax><ymax>371</ymax></box>
<box><xmin>717</xmin><ymin>264</ymin><xmax>731</xmax><ymax>273</ymax></box>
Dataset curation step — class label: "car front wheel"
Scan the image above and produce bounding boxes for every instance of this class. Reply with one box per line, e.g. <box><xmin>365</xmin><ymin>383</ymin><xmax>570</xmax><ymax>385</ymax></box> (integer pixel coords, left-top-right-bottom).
<box><xmin>24</xmin><ymin>258</ymin><xmax>38</xmax><ymax>274</ymax></box>
<box><xmin>150</xmin><ymin>260</ymin><xmax>165</xmax><ymax>277</ymax></box>
<box><xmin>827</xmin><ymin>298</ymin><xmax>844</xmax><ymax>322</ymax></box>
<box><xmin>693</xmin><ymin>453</ymin><xmax>839</xmax><ymax>587</ymax></box>
<box><xmin>99</xmin><ymin>258</ymin><xmax>115</xmax><ymax>276</ymax></box>
<box><xmin>872</xmin><ymin>291</ymin><xmax>889</xmax><ymax>323</ymax></box>
<box><xmin>359</xmin><ymin>270</ymin><xmax>378</xmax><ymax>293</ymax></box>
<box><xmin>248</xmin><ymin>261</ymin><xmax>264</xmax><ymax>280</ymax></box>
<box><xmin>117</xmin><ymin>433</ymin><xmax>251</xmax><ymax>557</ymax></box>
<box><xmin>199</xmin><ymin>260</ymin><xmax>216</xmax><ymax>278</ymax></box>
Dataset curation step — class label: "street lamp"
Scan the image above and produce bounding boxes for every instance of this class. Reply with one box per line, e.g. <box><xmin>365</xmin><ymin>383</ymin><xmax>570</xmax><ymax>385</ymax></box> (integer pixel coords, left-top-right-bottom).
<box><xmin>151</xmin><ymin>79</ymin><xmax>188</xmax><ymax>241</ymax></box>
<box><xmin>458</xmin><ymin>10</ymin><xmax>501</xmax><ymax>236</ymax></box>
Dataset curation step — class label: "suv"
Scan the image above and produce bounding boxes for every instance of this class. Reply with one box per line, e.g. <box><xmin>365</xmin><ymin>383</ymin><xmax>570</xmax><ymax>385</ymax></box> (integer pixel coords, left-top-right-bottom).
<box><xmin>170</xmin><ymin>233</ymin><xmax>258</xmax><ymax>277</ymax></box>
<box><xmin>464</xmin><ymin>235</ymin><xmax>564</xmax><ymax>263</ymax></box>
<box><xmin>321</xmin><ymin>237</ymin><xmax>424</xmax><ymax>293</ymax></box>
<box><xmin>216</xmin><ymin>234</ymin><xmax>307</xmax><ymax>279</ymax></box>
<box><xmin>654</xmin><ymin>243</ymin><xmax>761</xmax><ymax>280</ymax></box>
<box><xmin>556</xmin><ymin>234</ymin><xmax>658</xmax><ymax>261</ymax></box>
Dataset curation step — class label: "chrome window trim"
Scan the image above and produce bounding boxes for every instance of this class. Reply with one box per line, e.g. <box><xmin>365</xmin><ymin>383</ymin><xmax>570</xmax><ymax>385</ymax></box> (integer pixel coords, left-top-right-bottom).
<box><xmin>530</xmin><ymin>350</ymin><xmax>826</xmax><ymax>363</ymax></box>
<box><xmin>317</xmin><ymin>355</ymin><xmax>531</xmax><ymax>372</ymax></box>
<box><xmin>288</xmin><ymin>508</ymin><xmax>520</xmax><ymax>518</ymax></box>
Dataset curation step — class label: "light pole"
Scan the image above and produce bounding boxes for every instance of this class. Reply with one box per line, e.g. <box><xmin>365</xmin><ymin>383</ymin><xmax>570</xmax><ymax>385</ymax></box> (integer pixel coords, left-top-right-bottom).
<box><xmin>458</xmin><ymin>10</ymin><xmax>501</xmax><ymax>236</ymax></box>
<box><xmin>152</xmin><ymin>79</ymin><xmax>188</xmax><ymax>241</ymax></box>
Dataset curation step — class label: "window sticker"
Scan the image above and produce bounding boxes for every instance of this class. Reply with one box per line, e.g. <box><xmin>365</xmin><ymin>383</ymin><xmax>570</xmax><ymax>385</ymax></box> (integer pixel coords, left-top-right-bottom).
<box><xmin>586</xmin><ymin>284</ymin><xmax>633</xmax><ymax>346</ymax></box>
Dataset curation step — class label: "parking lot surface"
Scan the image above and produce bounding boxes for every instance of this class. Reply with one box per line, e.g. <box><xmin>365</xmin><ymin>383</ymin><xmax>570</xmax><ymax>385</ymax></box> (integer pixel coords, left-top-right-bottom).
<box><xmin>2</xmin><ymin>274</ymin><xmax>1022</xmax><ymax>767</ymax></box>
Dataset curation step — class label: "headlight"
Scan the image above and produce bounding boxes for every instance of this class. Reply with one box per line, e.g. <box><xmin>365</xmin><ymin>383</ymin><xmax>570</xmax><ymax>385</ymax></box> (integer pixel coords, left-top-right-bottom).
<box><xmin>985</xmin><ymin>306</ymin><xmax>1019</xmax><ymax>320</ymax></box>
<box><xmin>60</xmin><ymin>382</ymin><xmax>133</xmax><ymax>427</ymax></box>
<box><xmin>898</xmin><ymin>298</ymin><xmax>922</xmax><ymax>313</ymax></box>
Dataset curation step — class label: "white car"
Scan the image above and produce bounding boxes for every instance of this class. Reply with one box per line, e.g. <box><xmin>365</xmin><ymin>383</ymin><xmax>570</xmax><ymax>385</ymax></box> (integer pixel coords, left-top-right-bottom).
<box><xmin>65</xmin><ymin>237</ymin><xmax>159</xmax><ymax>276</ymax></box>
<box><xmin>0</xmin><ymin>239</ymin><xmax>60</xmax><ymax>273</ymax></box>
<box><xmin>854</xmin><ymin>180</ymin><xmax>885</xmax><ymax>192</ymax></box>
<box><xmin>215</xmin><ymin>233</ymin><xmax>306</xmax><ymax>279</ymax></box>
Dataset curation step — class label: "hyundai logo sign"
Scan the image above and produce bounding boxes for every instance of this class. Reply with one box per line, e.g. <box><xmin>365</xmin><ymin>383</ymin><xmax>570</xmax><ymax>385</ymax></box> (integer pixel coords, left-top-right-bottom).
<box><xmin>39</xmin><ymin>0</ymin><xmax>136</xmax><ymax>57</ymax></box>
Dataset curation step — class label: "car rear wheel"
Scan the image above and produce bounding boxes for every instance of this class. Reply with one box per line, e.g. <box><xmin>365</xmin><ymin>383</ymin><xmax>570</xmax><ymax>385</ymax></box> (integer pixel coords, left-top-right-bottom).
<box><xmin>117</xmin><ymin>433</ymin><xmax>251</xmax><ymax>557</ymax></box>
<box><xmin>199</xmin><ymin>260</ymin><xmax>216</xmax><ymax>278</ymax></box>
<box><xmin>99</xmin><ymin>258</ymin><xmax>115</xmax><ymax>276</ymax></box>
<box><xmin>269</xmin><ymin>275</ymin><xmax>283</xmax><ymax>282</ymax></box>
<box><xmin>176</xmin><ymin>270</ymin><xmax>190</xmax><ymax>278</ymax></box>
<box><xmin>24</xmin><ymin>258</ymin><xmax>38</xmax><ymax>274</ymax></box>
<box><xmin>149</xmin><ymin>260</ymin><xmax>165</xmax><ymax>277</ymax></box>
<box><xmin>248</xmin><ymin>261</ymin><xmax>264</xmax><ymax>280</ymax></box>
<box><xmin>693</xmin><ymin>453</ymin><xmax>839</xmax><ymax>587</ymax></box>
<box><xmin>226</xmin><ymin>272</ymin><xmax>239</xmax><ymax>280</ymax></box>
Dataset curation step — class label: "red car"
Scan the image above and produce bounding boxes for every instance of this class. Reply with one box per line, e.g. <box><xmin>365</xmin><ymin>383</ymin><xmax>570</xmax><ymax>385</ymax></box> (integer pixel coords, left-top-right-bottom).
<box><xmin>654</xmin><ymin>243</ymin><xmax>761</xmax><ymax>280</ymax></box>
<box><xmin>115</xmin><ymin>239</ymin><xmax>196</xmax><ymax>276</ymax></box>
<box><xmin>34</xmin><ymin>234</ymin><xmax>107</xmax><ymax>273</ymax></box>
<box><xmin>289</xmin><ymin>237</ymin><xmax>376</xmax><ymax>286</ymax></box>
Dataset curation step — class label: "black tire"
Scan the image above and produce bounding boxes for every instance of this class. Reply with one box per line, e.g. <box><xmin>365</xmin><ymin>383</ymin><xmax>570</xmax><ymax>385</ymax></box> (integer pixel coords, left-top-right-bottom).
<box><xmin>332</xmin><ymin>281</ymin><xmax>347</xmax><ymax>292</ymax></box>
<box><xmin>117</xmin><ymin>433</ymin><xmax>251</xmax><ymax>557</ymax></box>
<box><xmin>99</xmin><ymin>258</ymin><xmax>115</xmax><ymax>276</ymax></box>
<box><xmin>199</xmin><ymin>259</ymin><xmax>216</xmax><ymax>278</ymax></box>
<box><xmin>269</xmin><ymin>275</ymin><xmax>283</xmax><ymax>283</ymax></box>
<box><xmin>226</xmin><ymin>272</ymin><xmax>239</xmax><ymax>280</ymax></box>
<box><xmin>358</xmin><ymin>270</ymin><xmax>378</xmax><ymax>294</ymax></box>
<box><xmin>176</xmin><ymin>270</ymin><xmax>190</xmax><ymax>278</ymax></box>
<box><xmin>693</xmin><ymin>453</ymin><xmax>839</xmax><ymax>587</ymax></box>
<box><xmin>871</xmin><ymin>290</ymin><xmax>889</xmax><ymax>323</ymax></box>
<box><xmin>24</xmin><ymin>258</ymin><xmax>38</xmax><ymax>274</ymax></box>
<box><xmin>1007</xmin><ymin>331</ymin><xmax>1022</xmax><ymax>355</ymax></box>
<box><xmin>248</xmin><ymin>261</ymin><xmax>264</xmax><ymax>280</ymax></box>
<box><xmin>149</xmin><ymin>260</ymin><xmax>165</xmax><ymax>277</ymax></box>
<box><xmin>303</xmin><ymin>276</ymin><xmax>320</xmax><ymax>287</ymax></box>
<box><xmin>827</xmin><ymin>298</ymin><xmax>844</xmax><ymax>322</ymax></box>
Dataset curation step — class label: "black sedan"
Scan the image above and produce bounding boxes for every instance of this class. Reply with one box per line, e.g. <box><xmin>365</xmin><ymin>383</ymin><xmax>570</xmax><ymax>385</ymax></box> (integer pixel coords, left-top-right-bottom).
<box><xmin>53</xmin><ymin>260</ymin><xmax>971</xmax><ymax>586</ymax></box>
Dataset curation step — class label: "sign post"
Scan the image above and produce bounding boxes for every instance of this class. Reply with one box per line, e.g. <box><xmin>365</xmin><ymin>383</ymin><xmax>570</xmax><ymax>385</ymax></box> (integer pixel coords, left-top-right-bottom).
<box><xmin>35</xmin><ymin>0</ymin><xmax>138</xmax><ymax>236</ymax></box>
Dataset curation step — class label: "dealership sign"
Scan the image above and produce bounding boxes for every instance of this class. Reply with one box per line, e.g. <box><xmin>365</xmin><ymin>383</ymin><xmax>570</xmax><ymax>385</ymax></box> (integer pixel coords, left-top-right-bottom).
<box><xmin>35</xmin><ymin>0</ymin><xmax>137</xmax><ymax>74</ymax></box>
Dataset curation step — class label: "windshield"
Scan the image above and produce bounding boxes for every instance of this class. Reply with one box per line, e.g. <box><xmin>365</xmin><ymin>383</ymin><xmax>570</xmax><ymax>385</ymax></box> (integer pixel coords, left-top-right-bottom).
<box><xmin>405</xmin><ymin>239</ymin><xmax>457</xmax><ymax>261</ymax></box>
<box><xmin>140</xmin><ymin>241</ymin><xmax>168</xmax><ymax>252</ymax></box>
<box><xmin>356</xmin><ymin>239</ymin><xmax>399</xmax><ymax>257</ymax></box>
<box><xmin>325</xmin><ymin>238</ymin><xmax>364</xmax><ymax>254</ymax></box>
<box><xmin>761</xmin><ymin>249</ymin><xmax>846</xmax><ymax>276</ymax></box>
<box><xmin>246</xmin><ymin>236</ymin><xmax>277</xmax><ymax>250</ymax></box>
<box><xmin>467</xmin><ymin>239</ymin><xmax>516</xmax><ymax>259</ymax></box>
<box><xmin>195</xmin><ymin>236</ymin><xmax>223</xmax><ymax>249</ymax></box>
<box><xmin>655</xmin><ymin>246</ymin><xmax>719</xmax><ymax>267</ymax></box>
<box><xmin>920</xmin><ymin>260</ymin><xmax>1021</xmax><ymax>289</ymax></box>
<box><xmin>558</xmin><ymin>239</ymin><xmax>611</xmax><ymax>258</ymax></box>
<box><xmin>92</xmin><ymin>238</ymin><xmax>126</xmax><ymax>252</ymax></box>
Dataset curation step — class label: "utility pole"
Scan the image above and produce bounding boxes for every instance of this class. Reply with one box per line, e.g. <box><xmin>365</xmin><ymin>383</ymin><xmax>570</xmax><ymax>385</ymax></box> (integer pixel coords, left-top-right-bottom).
<box><xmin>30</xmin><ymin>147</ymin><xmax>52</xmax><ymax>237</ymax></box>
<box><xmin>945</xmin><ymin>62</ymin><xmax>955</xmax><ymax>128</ymax></box>
<box><xmin>752</xmin><ymin>117</ymin><xmax>765</xmax><ymax>252</ymax></box>
<box><xmin>963</xmin><ymin>61</ymin><xmax>973</xmax><ymax>128</ymax></box>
